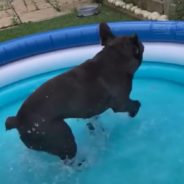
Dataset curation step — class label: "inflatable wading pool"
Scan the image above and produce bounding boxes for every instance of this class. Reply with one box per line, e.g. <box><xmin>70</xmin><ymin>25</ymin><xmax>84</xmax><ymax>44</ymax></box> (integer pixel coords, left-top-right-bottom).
<box><xmin>0</xmin><ymin>21</ymin><xmax>184</xmax><ymax>184</ymax></box>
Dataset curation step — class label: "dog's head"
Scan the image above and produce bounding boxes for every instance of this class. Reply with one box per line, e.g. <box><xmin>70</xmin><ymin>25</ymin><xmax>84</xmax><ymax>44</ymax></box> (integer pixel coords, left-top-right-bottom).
<box><xmin>99</xmin><ymin>23</ymin><xmax>144</xmax><ymax>74</ymax></box>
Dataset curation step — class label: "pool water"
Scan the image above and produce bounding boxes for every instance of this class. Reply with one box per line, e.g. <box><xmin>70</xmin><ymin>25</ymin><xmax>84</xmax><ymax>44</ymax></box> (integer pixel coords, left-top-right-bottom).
<box><xmin>0</xmin><ymin>63</ymin><xmax>184</xmax><ymax>184</ymax></box>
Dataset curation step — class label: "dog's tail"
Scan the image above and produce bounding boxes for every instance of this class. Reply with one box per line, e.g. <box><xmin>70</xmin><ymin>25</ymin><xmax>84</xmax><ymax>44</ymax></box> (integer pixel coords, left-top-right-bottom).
<box><xmin>5</xmin><ymin>116</ymin><xmax>19</xmax><ymax>130</ymax></box>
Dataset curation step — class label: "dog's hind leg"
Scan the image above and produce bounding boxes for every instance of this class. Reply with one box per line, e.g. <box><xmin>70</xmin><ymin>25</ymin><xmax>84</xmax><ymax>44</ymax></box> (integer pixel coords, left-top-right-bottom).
<box><xmin>41</xmin><ymin>118</ymin><xmax>77</xmax><ymax>162</ymax></box>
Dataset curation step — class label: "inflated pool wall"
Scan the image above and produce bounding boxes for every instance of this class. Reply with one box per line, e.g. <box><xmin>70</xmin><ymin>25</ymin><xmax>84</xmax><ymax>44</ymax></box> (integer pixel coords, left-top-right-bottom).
<box><xmin>0</xmin><ymin>21</ymin><xmax>184</xmax><ymax>89</ymax></box>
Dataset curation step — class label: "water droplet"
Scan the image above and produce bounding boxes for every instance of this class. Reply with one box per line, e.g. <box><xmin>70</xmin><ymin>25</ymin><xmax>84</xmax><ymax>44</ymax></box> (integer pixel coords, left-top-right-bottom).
<box><xmin>27</xmin><ymin>130</ymin><xmax>31</xmax><ymax>134</ymax></box>
<box><xmin>34</xmin><ymin>122</ymin><xmax>39</xmax><ymax>127</ymax></box>
<box><xmin>32</xmin><ymin>127</ymin><xmax>36</xmax><ymax>132</ymax></box>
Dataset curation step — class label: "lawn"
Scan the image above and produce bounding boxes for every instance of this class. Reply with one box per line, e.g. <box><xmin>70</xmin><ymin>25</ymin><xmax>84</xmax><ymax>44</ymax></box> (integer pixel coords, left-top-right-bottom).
<box><xmin>0</xmin><ymin>6</ymin><xmax>137</xmax><ymax>42</ymax></box>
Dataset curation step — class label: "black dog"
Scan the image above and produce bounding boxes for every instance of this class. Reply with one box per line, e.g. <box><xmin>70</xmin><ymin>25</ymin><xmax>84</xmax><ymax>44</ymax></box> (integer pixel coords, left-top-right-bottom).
<box><xmin>5</xmin><ymin>23</ymin><xmax>144</xmax><ymax>163</ymax></box>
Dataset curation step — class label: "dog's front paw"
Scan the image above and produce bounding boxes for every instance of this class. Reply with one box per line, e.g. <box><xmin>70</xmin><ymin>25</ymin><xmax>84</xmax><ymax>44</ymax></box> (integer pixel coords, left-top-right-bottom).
<box><xmin>129</xmin><ymin>100</ymin><xmax>141</xmax><ymax>117</ymax></box>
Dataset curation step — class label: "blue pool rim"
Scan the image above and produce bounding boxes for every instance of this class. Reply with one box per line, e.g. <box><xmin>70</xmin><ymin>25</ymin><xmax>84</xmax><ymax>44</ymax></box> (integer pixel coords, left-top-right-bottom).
<box><xmin>0</xmin><ymin>21</ymin><xmax>184</xmax><ymax>66</ymax></box>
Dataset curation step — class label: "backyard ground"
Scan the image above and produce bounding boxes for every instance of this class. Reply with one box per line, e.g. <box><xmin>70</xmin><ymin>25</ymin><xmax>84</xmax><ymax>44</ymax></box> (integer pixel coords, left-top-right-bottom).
<box><xmin>0</xmin><ymin>5</ymin><xmax>137</xmax><ymax>42</ymax></box>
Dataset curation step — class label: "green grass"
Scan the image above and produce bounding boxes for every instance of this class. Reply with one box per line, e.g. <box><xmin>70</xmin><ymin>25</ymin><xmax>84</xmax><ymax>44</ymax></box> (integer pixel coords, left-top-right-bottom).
<box><xmin>0</xmin><ymin>6</ymin><xmax>137</xmax><ymax>42</ymax></box>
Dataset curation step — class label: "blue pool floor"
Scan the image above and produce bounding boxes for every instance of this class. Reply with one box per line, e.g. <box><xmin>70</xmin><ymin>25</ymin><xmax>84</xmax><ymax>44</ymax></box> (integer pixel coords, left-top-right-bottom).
<box><xmin>0</xmin><ymin>74</ymin><xmax>184</xmax><ymax>184</ymax></box>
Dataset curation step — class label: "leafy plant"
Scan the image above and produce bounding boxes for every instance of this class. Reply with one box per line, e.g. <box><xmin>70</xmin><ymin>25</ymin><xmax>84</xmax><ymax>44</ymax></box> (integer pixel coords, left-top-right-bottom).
<box><xmin>95</xmin><ymin>0</ymin><xmax>104</xmax><ymax>4</ymax></box>
<box><xmin>174</xmin><ymin>0</ymin><xmax>184</xmax><ymax>20</ymax></box>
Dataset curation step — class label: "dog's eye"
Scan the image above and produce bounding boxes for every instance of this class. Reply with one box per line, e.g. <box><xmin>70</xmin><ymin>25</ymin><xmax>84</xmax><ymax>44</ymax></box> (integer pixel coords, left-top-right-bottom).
<box><xmin>134</xmin><ymin>46</ymin><xmax>139</xmax><ymax>55</ymax></box>
<box><xmin>133</xmin><ymin>45</ymin><xmax>140</xmax><ymax>56</ymax></box>
<box><xmin>133</xmin><ymin>41</ymin><xmax>144</xmax><ymax>57</ymax></box>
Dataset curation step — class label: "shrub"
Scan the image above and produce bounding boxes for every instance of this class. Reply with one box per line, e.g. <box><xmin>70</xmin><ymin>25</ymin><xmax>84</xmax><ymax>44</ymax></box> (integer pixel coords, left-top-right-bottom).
<box><xmin>174</xmin><ymin>0</ymin><xmax>184</xmax><ymax>20</ymax></box>
<box><xmin>95</xmin><ymin>0</ymin><xmax>104</xmax><ymax>4</ymax></box>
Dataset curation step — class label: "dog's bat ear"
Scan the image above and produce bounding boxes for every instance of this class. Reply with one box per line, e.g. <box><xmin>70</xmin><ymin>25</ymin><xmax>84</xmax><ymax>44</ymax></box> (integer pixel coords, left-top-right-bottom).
<box><xmin>99</xmin><ymin>22</ymin><xmax>115</xmax><ymax>46</ymax></box>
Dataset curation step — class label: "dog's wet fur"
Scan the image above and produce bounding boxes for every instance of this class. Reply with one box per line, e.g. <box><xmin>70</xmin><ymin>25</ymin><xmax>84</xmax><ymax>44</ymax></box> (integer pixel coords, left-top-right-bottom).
<box><xmin>5</xmin><ymin>23</ymin><xmax>144</xmax><ymax>165</ymax></box>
